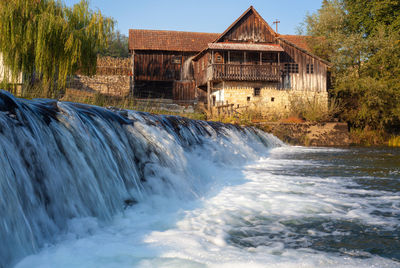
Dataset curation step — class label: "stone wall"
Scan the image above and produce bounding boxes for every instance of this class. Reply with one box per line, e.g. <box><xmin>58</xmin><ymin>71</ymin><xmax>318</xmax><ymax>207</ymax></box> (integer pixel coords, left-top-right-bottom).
<box><xmin>68</xmin><ymin>75</ymin><xmax>131</xmax><ymax>97</ymax></box>
<box><xmin>212</xmin><ymin>81</ymin><xmax>328</xmax><ymax>116</ymax></box>
<box><xmin>67</xmin><ymin>57</ymin><xmax>131</xmax><ymax>97</ymax></box>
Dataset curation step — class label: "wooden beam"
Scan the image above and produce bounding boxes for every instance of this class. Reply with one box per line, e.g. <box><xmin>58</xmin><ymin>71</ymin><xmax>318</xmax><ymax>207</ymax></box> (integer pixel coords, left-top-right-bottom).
<box><xmin>278</xmin><ymin>52</ymin><xmax>281</xmax><ymax>89</ymax></box>
<box><xmin>130</xmin><ymin>51</ymin><xmax>135</xmax><ymax>96</ymax></box>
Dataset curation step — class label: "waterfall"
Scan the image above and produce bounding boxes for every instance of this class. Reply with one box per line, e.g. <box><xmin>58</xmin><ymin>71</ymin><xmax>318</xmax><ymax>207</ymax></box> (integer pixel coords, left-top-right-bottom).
<box><xmin>180</xmin><ymin>56</ymin><xmax>194</xmax><ymax>81</ymax></box>
<box><xmin>0</xmin><ymin>90</ymin><xmax>282</xmax><ymax>267</ymax></box>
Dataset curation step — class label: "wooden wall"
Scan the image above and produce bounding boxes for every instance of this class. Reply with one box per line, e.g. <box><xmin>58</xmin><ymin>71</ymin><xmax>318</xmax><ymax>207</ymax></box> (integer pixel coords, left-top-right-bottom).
<box><xmin>133</xmin><ymin>81</ymin><xmax>173</xmax><ymax>99</ymax></box>
<box><xmin>219</xmin><ymin>11</ymin><xmax>275</xmax><ymax>43</ymax></box>
<box><xmin>278</xmin><ymin>40</ymin><xmax>328</xmax><ymax>92</ymax></box>
<box><xmin>173</xmin><ymin>81</ymin><xmax>196</xmax><ymax>101</ymax></box>
<box><xmin>134</xmin><ymin>51</ymin><xmax>196</xmax><ymax>81</ymax></box>
<box><xmin>194</xmin><ymin>52</ymin><xmax>210</xmax><ymax>87</ymax></box>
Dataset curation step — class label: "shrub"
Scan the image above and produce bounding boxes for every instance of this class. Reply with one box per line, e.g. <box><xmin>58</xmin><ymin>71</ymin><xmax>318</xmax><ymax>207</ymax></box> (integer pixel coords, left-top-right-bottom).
<box><xmin>288</xmin><ymin>94</ymin><xmax>339</xmax><ymax>122</ymax></box>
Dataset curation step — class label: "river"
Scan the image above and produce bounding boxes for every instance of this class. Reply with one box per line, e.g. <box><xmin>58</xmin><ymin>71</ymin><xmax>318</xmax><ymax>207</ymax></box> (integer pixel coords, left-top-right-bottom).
<box><xmin>0</xmin><ymin>91</ymin><xmax>398</xmax><ymax>267</ymax></box>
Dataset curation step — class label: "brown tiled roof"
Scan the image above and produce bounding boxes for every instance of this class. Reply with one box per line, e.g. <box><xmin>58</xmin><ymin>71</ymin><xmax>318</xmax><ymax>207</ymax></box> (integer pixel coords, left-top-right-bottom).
<box><xmin>129</xmin><ymin>29</ymin><xmax>219</xmax><ymax>52</ymax></box>
<box><xmin>278</xmin><ymin>35</ymin><xmax>312</xmax><ymax>52</ymax></box>
<box><xmin>129</xmin><ymin>28</ymin><xmax>328</xmax><ymax>64</ymax></box>
<box><xmin>278</xmin><ymin>35</ymin><xmax>330</xmax><ymax>65</ymax></box>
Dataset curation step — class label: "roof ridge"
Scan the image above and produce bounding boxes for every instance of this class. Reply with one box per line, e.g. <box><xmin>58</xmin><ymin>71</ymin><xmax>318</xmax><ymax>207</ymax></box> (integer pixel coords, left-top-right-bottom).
<box><xmin>279</xmin><ymin>34</ymin><xmax>311</xmax><ymax>37</ymax></box>
<box><xmin>214</xmin><ymin>6</ymin><xmax>277</xmax><ymax>43</ymax></box>
<box><xmin>129</xmin><ymin>29</ymin><xmax>219</xmax><ymax>35</ymax></box>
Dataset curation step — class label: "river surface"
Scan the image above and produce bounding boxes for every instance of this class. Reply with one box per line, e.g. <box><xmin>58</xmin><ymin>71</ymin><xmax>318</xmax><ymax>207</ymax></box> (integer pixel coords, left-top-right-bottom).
<box><xmin>0</xmin><ymin>91</ymin><xmax>399</xmax><ymax>268</ymax></box>
<box><xmin>15</xmin><ymin>146</ymin><xmax>400</xmax><ymax>268</ymax></box>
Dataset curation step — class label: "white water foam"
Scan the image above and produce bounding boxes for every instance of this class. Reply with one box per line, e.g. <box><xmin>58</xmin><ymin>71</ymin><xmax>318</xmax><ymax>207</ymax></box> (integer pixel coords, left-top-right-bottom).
<box><xmin>15</xmin><ymin>146</ymin><xmax>400</xmax><ymax>268</ymax></box>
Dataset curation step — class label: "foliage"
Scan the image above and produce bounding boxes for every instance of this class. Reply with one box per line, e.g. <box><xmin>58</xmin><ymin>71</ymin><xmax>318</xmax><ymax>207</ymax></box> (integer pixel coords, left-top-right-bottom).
<box><xmin>0</xmin><ymin>0</ymin><xmax>113</xmax><ymax>96</ymax></box>
<box><xmin>99</xmin><ymin>30</ymin><xmax>129</xmax><ymax>58</ymax></box>
<box><xmin>303</xmin><ymin>0</ymin><xmax>400</xmax><ymax>135</ymax></box>
<box><xmin>349</xmin><ymin>128</ymin><xmax>386</xmax><ymax>146</ymax></box>
<box><xmin>288</xmin><ymin>94</ymin><xmax>339</xmax><ymax>122</ymax></box>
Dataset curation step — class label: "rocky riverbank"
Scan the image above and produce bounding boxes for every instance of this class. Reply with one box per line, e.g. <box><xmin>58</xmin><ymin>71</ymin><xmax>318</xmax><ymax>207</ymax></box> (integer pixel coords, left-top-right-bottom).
<box><xmin>256</xmin><ymin>122</ymin><xmax>351</xmax><ymax>146</ymax></box>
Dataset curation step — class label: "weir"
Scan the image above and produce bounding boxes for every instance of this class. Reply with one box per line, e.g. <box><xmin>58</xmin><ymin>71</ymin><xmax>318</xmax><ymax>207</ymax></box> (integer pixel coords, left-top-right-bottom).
<box><xmin>0</xmin><ymin>90</ymin><xmax>282</xmax><ymax>267</ymax></box>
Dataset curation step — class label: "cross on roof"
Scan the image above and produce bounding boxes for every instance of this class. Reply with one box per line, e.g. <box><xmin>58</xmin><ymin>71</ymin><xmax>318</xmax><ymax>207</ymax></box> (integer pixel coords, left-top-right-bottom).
<box><xmin>272</xmin><ymin>19</ymin><xmax>280</xmax><ymax>33</ymax></box>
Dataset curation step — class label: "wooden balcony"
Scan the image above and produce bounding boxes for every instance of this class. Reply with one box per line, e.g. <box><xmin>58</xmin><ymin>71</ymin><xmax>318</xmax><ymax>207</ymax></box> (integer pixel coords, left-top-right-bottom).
<box><xmin>211</xmin><ymin>63</ymin><xmax>280</xmax><ymax>82</ymax></box>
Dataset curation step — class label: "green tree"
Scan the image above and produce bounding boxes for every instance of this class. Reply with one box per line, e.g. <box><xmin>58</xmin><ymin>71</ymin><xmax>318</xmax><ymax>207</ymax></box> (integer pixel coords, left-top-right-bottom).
<box><xmin>303</xmin><ymin>0</ymin><xmax>400</xmax><ymax>134</ymax></box>
<box><xmin>99</xmin><ymin>30</ymin><xmax>129</xmax><ymax>58</ymax></box>
<box><xmin>0</xmin><ymin>0</ymin><xmax>113</xmax><ymax>96</ymax></box>
<box><xmin>344</xmin><ymin>0</ymin><xmax>400</xmax><ymax>35</ymax></box>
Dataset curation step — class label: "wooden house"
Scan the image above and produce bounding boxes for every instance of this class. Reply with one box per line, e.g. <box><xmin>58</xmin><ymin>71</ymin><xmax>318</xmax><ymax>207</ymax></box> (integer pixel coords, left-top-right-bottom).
<box><xmin>128</xmin><ymin>30</ymin><xmax>218</xmax><ymax>100</ymax></box>
<box><xmin>129</xmin><ymin>6</ymin><xmax>330</xmax><ymax>112</ymax></box>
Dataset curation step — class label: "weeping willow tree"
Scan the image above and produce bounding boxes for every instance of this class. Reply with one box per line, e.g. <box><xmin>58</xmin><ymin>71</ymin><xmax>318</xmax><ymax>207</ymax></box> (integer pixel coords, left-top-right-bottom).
<box><xmin>0</xmin><ymin>0</ymin><xmax>114</xmax><ymax>96</ymax></box>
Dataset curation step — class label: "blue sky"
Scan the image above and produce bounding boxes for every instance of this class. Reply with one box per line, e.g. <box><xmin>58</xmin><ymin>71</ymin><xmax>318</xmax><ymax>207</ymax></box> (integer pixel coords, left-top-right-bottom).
<box><xmin>63</xmin><ymin>0</ymin><xmax>323</xmax><ymax>35</ymax></box>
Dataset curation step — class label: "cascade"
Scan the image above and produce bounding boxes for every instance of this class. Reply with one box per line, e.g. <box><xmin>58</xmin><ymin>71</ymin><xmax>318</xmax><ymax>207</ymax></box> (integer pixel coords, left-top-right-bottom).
<box><xmin>0</xmin><ymin>90</ymin><xmax>282</xmax><ymax>267</ymax></box>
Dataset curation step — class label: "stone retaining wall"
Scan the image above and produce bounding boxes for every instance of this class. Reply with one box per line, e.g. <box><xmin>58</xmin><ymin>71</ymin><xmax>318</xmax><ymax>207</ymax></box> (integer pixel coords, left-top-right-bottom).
<box><xmin>68</xmin><ymin>57</ymin><xmax>131</xmax><ymax>97</ymax></box>
<box><xmin>68</xmin><ymin>75</ymin><xmax>131</xmax><ymax>97</ymax></box>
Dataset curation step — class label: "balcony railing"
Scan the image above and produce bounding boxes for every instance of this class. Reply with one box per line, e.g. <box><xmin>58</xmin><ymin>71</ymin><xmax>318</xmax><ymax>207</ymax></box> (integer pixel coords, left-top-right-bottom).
<box><xmin>211</xmin><ymin>63</ymin><xmax>280</xmax><ymax>82</ymax></box>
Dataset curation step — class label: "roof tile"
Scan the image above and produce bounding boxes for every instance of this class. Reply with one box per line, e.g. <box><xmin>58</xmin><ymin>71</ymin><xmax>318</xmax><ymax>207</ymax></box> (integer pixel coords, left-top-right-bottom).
<box><xmin>129</xmin><ymin>30</ymin><xmax>317</xmax><ymax>56</ymax></box>
<box><xmin>129</xmin><ymin>29</ymin><xmax>219</xmax><ymax>52</ymax></box>
<box><xmin>278</xmin><ymin>35</ymin><xmax>312</xmax><ymax>51</ymax></box>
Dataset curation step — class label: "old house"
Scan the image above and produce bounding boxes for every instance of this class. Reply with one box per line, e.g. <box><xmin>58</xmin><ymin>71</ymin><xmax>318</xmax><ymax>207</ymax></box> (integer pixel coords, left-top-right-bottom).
<box><xmin>129</xmin><ymin>6</ymin><xmax>330</xmax><ymax>112</ymax></box>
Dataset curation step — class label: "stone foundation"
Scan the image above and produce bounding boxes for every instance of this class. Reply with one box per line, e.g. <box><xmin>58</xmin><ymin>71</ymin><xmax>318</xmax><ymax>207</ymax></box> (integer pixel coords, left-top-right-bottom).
<box><xmin>212</xmin><ymin>81</ymin><xmax>328</xmax><ymax>116</ymax></box>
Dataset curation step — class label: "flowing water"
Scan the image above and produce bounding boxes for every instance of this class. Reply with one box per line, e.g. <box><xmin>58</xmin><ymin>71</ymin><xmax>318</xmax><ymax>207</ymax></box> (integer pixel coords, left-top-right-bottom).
<box><xmin>0</xmin><ymin>91</ymin><xmax>399</xmax><ymax>267</ymax></box>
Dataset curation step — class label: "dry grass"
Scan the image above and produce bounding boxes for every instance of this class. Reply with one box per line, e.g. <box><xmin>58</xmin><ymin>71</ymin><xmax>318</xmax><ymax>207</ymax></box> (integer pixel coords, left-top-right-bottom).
<box><xmin>61</xmin><ymin>90</ymin><xmax>207</xmax><ymax>120</ymax></box>
<box><xmin>8</xmin><ymin>85</ymin><xmax>207</xmax><ymax>120</ymax></box>
<box><xmin>288</xmin><ymin>94</ymin><xmax>340</xmax><ymax>122</ymax></box>
<box><xmin>349</xmin><ymin>128</ymin><xmax>386</xmax><ymax>146</ymax></box>
<box><xmin>280</xmin><ymin>116</ymin><xmax>305</xmax><ymax>123</ymax></box>
<box><xmin>388</xmin><ymin>136</ymin><xmax>400</xmax><ymax>147</ymax></box>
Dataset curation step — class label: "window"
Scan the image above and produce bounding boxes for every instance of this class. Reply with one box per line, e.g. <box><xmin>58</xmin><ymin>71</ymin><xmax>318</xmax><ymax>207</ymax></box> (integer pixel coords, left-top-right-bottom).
<box><xmin>271</xmin><ymin>97</ymin><xmax>275</xmax><ymax>102</ymax></box>
<box><xmin>284</xmin><ymin>63</ymin><xmax>299</xmax><ymax>73</ymax></box>
<box><xmin>172</xmin><ymin>56</ymin><xmax>181</xmax><ymax>64</ymax></box>
<box><xmin>247</xmin><ymin>96</ymin><xmax>251</xmax><ymax>102</ymax></box>
<box><xmin>216</xmin><ymin>55</ymin><xmax>222</xmax><ymax>62</ymax></box>
<box><xmin>306</xmin><ymin>64</ymin><xmax>314</xmax><ymax>74</ymax></box>
<box><xmin>254</xmin><ymin>87</ymin><xmax>260</xmax><ymax>96</ymax></box>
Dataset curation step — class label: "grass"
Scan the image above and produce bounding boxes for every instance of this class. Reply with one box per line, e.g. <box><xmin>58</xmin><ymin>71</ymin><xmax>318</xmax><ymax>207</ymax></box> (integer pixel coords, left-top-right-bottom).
<box><xmin>63</xmin><ymin>90</ymin><xmax>208</xmax><ymax>120</ymax></box>
<box><xmin>6</xmin><ymin>84</ymin><xmax>207</xmax><ymax>121</ymax></box>
<box><xmin>288</xmin><ymin>94</ymin><xmax>340</xmax><ymax>122</ymax></box>
<box><xmin>349</xmin><ymin>128</ymin><xmax>386</xmax><ymax>146</ymax></box>
<box><xmin>388</xmin><ymin>136</ymin><xmax>400</xmax><ymax>147</ymax></box>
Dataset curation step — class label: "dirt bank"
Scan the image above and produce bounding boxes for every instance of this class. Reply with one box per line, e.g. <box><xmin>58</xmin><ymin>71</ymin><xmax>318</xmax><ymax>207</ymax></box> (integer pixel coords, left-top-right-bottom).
<box><xmin>256</xmin><ymin>122</ymin><xmax>351</xmax><ymax>146</ymax></box>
